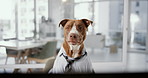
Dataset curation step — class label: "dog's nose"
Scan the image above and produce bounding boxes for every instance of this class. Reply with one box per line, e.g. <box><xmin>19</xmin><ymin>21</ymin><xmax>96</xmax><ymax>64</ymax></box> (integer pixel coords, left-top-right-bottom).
<box><xmin>70</xmin><ymin>33</ymin><xmax>77</xmax><ymax>39</ymax></box>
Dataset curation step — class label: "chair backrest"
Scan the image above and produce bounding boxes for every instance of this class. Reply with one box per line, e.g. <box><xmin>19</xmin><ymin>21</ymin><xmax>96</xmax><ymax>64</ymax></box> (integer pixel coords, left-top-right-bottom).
<box><xmin>38</xmin><ymin>40</ymin><xmax>57</xmax><ymax>59</ymax></box>
<box><xmin>43</xmin><ymin>56</ymin><xmax>56</xmax><ymax>73</ymax></box>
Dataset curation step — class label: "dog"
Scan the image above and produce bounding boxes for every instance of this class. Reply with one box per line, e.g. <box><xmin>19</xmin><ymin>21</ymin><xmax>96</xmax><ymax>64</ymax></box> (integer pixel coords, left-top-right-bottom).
<box><xmin>49</xmin><ymin>19</ymin><xmax>94</xmax><ymax>74</ymax></box>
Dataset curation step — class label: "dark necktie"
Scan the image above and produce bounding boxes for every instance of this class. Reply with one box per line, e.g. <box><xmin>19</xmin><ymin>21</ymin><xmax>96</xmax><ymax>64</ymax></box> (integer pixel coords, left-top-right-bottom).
<box><xmin>60</xmin><ymin>52</ymin><xmax>87</xmax><ymax>73</ymax></box>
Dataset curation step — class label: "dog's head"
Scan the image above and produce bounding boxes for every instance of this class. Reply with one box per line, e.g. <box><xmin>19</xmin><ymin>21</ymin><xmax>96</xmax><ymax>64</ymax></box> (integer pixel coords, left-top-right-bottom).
<box><xmin>59</xmin><ymin>19</ymin><xmax>93</xmax><ymax>52</ymax></box>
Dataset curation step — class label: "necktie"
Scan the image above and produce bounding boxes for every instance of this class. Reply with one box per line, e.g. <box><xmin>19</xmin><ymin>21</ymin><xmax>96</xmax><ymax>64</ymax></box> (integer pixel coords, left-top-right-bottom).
<box><xmin>60</xmin><ymin>52</ymin><xmax>87</xmax><ymax>73</ymax></box>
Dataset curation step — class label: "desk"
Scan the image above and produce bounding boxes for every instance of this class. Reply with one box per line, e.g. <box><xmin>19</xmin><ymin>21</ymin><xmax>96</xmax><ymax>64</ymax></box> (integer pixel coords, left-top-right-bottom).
<box><xmin>0</xmin><ymin>40</ymin><xmax>47</xmax><ymax>50</ymax></box>
<box><xmin>0</xmin><ymin>38</ymin><xmax>55</xmax><ymax>73</ymax></box>
<box><xmin>0</xmin><ymin>39</ymin><xmax>49</xmax><ymax>62</ymax></box>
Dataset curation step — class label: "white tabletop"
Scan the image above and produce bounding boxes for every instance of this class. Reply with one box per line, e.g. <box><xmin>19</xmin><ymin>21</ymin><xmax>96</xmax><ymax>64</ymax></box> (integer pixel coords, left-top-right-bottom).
<box><xmin>0</xmin><ymin>38</ymin><xmax>56</xmax><ymax>51</ymax></box>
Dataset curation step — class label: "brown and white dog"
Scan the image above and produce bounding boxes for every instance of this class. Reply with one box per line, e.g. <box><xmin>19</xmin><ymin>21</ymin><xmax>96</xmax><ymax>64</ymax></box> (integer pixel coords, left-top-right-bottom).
<box><xmin>49</xmin><ymin>19</ymin><xmax>94</xmax><ymax>74</ymax></box>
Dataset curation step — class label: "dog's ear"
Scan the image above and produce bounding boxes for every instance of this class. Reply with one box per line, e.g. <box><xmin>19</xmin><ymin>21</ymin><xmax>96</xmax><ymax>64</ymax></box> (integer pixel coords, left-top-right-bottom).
<box><xmin>59</xmin><ymin>19</ymin><xmax>69</xmax><ymax>27</ymax></box>
<box><xmin>81</xmin><ymin>19</ymin><xmax>93</xmax><ymax>28</ymax></box>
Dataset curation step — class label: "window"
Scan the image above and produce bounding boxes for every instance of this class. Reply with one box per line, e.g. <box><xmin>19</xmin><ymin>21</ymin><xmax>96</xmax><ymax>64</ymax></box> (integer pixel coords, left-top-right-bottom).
<box><xmin>136</xmin><ymin>11</ymin><xmax>139</xmax><ymax>15</ymax></box>
<box><xmin>128</xmin><ymin>0</ymin><xmax>148</xmax><ymax>51</ymax></box>
<box><xmin>0</xmin><ymin>0</ymin><xmax>50</xmax><ymax>40</ymax></box>
<box><xmin>0</xmin><ymin>0</ymin><xmax>16</xmax><ymax>39</ymax></box>
<box><xmin>74</xmin><ymin>0</ymin><xmax>124</xmax><ymax>62</ymax></box>
<box><xmin>136</xmin><ymin>1</ymin><xmax>140</xmax><ymax>7</ymax></box>
<box><xmin>17</xmin><ymin>0</ymin><xmax>34</xmax><ymax>39</ymax></box>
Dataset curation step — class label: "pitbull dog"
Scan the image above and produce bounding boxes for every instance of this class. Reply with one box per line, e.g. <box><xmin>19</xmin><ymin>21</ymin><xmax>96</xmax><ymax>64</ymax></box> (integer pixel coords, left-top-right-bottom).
<box><xmin>49</xmin><ymin>19</ymin><xmax>94</xmax><ymax>74</ymax></box>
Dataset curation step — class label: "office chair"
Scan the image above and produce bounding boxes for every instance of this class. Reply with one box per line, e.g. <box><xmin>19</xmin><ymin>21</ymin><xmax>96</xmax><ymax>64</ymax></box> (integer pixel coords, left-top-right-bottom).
<box><xmin>26</xmin><ymin>40</ymin><xmax>57</xmax><ymax>73</ymax></box>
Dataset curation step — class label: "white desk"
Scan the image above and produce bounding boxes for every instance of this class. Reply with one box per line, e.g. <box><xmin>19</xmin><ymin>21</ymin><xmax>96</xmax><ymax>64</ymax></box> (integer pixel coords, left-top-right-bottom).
<box><xmin>0</xmin><ymin>38</ymin><xmax>56</xmax><ymax>73</ymax></box>
<box><xmin>0</xmin><ymin>38</ymin><xmax>57</xmax><ymax>61</ymax></box>
<box><xmin>0</xmin><ymin>40</ymin><xmax>48</xmax><ymax>50</ymax></box>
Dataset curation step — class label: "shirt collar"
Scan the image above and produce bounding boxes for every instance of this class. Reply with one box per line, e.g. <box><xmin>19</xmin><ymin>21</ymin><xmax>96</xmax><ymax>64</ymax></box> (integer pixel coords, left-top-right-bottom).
<box><xmin>59</xmin><ymin>46</ymin><xmax>86</xmax><ymax>58</ymax></box>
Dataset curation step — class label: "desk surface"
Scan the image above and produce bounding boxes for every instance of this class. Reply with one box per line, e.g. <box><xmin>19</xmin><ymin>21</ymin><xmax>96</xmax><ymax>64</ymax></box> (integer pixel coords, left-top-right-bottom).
<box><xmin>0</xmin><ymin>38</ymin><xmax>57</xmax><ymax>50</ymax></box>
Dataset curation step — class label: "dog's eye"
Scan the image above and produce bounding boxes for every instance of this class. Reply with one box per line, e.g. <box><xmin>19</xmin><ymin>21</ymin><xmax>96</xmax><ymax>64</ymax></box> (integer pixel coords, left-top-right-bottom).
<box><xmin>65</xmin><ymin>25</ymin><xmax>70</xmax><ymax>29</ymax></box>
<box><xmin>78</xmin><ymin>26</ymin><xmax>83</xmax><ymax>30</ymax></box>
<box><xmin>65</xmin><ymin>26</ymin><xmax>69</xmax><ymax>29</ymax></box>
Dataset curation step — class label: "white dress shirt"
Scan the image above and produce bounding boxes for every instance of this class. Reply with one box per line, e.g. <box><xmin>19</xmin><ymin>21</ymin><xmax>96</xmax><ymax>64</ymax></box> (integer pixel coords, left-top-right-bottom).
<box><xmin>49</xmin><ymin>46</ymin><xmax>94</xmax><ymax>74</ymax></box>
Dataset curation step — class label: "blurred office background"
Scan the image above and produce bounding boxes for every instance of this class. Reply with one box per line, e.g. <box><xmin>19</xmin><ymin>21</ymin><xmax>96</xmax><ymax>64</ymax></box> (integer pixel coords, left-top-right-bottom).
<box><xmin>0</xmin><ymin>0</ymin><xmax>148</xmax><ymax>73</ymax></box>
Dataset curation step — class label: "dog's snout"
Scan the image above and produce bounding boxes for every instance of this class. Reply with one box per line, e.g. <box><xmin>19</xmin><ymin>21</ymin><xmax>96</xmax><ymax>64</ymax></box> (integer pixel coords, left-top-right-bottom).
<box><xmin>70</xmin><ymin>33</ymin><xmax>77</xmax><ymax>39</ymax></box>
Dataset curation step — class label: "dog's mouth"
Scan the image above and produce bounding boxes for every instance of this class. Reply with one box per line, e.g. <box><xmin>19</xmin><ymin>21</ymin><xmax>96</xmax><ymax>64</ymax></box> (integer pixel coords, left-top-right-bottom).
<box><xmin>68</xmin><ymin>41</ymin><xmax>77</xmax><ymax>45</ymax></box>
<box><xmin>67</xmin><ymin>39</ymin><xmax>82</xmax><ymax>45</ymax></box>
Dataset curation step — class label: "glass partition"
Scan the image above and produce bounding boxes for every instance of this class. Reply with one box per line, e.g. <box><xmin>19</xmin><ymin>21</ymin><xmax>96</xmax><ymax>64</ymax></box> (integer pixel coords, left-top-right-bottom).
<box><xmin>0</xmin><ymin>0</ymin><xmax>131</xmax><ymax>73</ymax></box>
<box><xmin>128</xmin><ymin>0</ymin><xmax>148</xmax><ymax>52</ymax></box>
<box><xmin>74</xmin><ymin>0</ymin><xmax>124</xmax><ymax>62</ymax></box>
